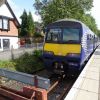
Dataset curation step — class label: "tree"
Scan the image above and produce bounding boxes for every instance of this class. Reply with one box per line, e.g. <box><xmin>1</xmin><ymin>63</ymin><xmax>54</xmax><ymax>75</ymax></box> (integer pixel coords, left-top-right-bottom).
<box><xmin>80</xmin><ymin>14</ymin><xmax>98</xmax><ymax>34</ymax></box>
<box><xmin>97</xmin><ymin>30</ymin><xmax>100</xmax><ymax>37</ymax></box>
<box><xmin>20</xmin><ymin>10</ymin><xmax>28</xmax><ymax>37</ymax></box>
<box><xmin>34</xmin><ymin>0</ymin><xmax>93</xmax><ymax>26</ymax></box>
<box><xmin>27</xmin><ymin>12</ymin><xmax>35</xmax><ymax>37</ymax></box>
<box><xmin>20</xmin><ymin>10</ymin><xmax>35</xmax><ymax>38</ymax></box>
<box><xmin>34</xmin><ymin>22</ymin><xmax>44</xmax><ymax>42</ymax></box>
<box><xmin>34</xmin><ymin>0</ymin><xmax>100</xmax><ymax>36</ymax></box>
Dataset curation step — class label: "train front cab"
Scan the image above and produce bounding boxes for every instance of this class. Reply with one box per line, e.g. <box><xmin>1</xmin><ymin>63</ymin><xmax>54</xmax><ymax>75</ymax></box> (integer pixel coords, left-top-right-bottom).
<box><xmin>43</xmin><ymin>43</ymin><xmax>81</xmax><ymax>75</ymax></box>
<box><xmin>43</xmin><ymin>21</ymin><xmax>82</xmax><ymax>75</ymax></box>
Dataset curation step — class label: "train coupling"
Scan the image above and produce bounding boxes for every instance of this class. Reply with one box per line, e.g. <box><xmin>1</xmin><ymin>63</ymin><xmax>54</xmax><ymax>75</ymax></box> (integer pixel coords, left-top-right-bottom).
<box><xmin>54</xmin><ymin>62</ymin><xmax>65</xmax><ymax>75</ymax></box>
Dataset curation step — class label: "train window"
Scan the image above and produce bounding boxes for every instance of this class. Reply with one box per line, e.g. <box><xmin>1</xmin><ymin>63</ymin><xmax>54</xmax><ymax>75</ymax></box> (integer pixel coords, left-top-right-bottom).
<box><xmin>94</xmin><ymin>36</ymin><xmax>95</xmax><ymax>39</ymax></box>
<box><xmin>62</xmin><ymin>28</ymin><xmax>80</xmax><ymax>42</ymax></box>
<box><xmin>0</xmin><ymin>39</ymin><xmax>1</xmax><ymax>48</ymax></box>
<box><xmin>89</xmin><ymin>34</ymin><xmax>91</xmax><ymax>39</ymax></box>
<box><xmin>87</xmin><ymin>34</ymin><xmax>89</xmax><ymax>40</ymax></box>
<box><xmin>46</xmin><ymin>28</ymin><xmax>61</xmax><ymax>42</ymax></box>
<box><xmin>0</xmin><ymin>19</ymin><xmax>2</xmax><ymax>29</ymax></box>
<box><xmin>90</xmin><ymin>35</ymin><xmax>94</xmax><ymax>40</ymax></box>
<box><xmin>92</xmin><ymin>35</ymin><xmax>94</xmax><ymax>39</ymax></box>
<box><xmin>89</xmin><ymin>34</ymin><xmax>91</xmax><ymax>40</ymax></box>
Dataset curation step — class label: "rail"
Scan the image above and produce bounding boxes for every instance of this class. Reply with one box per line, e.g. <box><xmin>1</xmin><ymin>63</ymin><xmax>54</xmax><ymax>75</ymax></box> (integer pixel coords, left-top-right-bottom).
<box><xmin>0</xmin><ymin>68</ymin><xmax>50</xmax><ymax>90</ymax></box>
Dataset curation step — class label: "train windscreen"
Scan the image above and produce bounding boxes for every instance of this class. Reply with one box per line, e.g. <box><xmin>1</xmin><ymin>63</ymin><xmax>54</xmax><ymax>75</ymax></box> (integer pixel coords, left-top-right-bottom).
<box><xmin>46</xmin><ymin>28</ymin><xmax>61</xmax><ymax>42</ymax></box>
<box><xmin>46</xmin><ymin>28</ymin><xmax>80</xmax><ymax>43</ymax></box>
<box><xmin>62</xmin><ymin>28</ymin><xmax>80</xmax><ymax>42</ymax></box>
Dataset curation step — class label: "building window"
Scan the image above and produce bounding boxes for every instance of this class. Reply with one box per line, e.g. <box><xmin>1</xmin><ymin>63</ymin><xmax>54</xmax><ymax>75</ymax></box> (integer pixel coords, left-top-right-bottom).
<box><xmin>0</xmin><ymin>19</ymin><xmax>2</xmax><ymax>29</ymax></box>
<box><xmin>0</xmin><ymin>39</ymin><xmax>1</xmax><ymax>48</ymax></box>
<box><xmin>3</xmin><ymin>19</ymin><xmax>8</xmax><ymax>30</ymax></box>
<box><xmin>0</xmin><ymin>17</ymin><xmax>9</xmax><ymax>31</ymax></box>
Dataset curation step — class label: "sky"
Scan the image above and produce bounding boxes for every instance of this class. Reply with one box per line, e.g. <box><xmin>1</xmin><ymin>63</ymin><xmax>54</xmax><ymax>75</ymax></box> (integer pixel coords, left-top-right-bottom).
<box><xmin>1</xmin><ymin>0</ymin><xmax>100</xmax><ymax>29</ymax></box>
<box><xmin>7</xmin><ymin>0</ymin><xmax>41</xmax><ymax>22</ymax></box>
<box><xmin>91</xmin><ymin>0</ymin><xmax>100</xmax><ymax>29</ymax></box>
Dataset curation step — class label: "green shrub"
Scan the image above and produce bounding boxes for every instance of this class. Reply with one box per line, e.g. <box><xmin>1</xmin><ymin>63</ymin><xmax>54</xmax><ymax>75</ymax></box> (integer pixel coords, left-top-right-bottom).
<box><xmin>0</xmin><ymin>50</ymin><xmax>44</xmax><ymax>74</ymax></box>
<box><xmin>14</xmin><ymin>50</ymin><xmax>44</xmax><ymax>74</ymax></box>
<box><xmin>33</xmin><ymin>50</ymin><xmax>42</xmax><ymax>57</ymax></box>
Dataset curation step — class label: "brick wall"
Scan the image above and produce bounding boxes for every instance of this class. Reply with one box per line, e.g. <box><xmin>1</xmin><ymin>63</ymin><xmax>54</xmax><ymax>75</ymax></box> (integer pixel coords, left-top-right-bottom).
<box><xmin>0</xmin><ymin>20</ymin><xmax>18</xmax><ymax>36</ymax></box>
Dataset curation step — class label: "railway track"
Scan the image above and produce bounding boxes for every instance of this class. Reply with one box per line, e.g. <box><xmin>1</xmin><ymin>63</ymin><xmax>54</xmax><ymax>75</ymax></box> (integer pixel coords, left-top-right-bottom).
<box><xmin>35</xmin><ymin>69</ymin><xmax>77</xmax><ymax>99</ymax></box>
<box><xmin>47</xmin><ymin>75</ymin><xmax>76</xmax><ymax>100</ymax></box>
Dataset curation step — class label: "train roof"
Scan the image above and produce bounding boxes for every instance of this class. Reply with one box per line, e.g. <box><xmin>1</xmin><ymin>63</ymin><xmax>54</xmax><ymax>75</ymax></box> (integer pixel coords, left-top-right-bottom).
<box><xmin>46</xmin><ymin>18</ymin><xmax>83</xmax><ymax>28</ymax></box>
<box><xmin>47</xmin><ymin>18</ymin><xmax>86</xmax><ymax>28</ymax></box>
<box><xmin>55</xmin><ymin>18</ymin><xmax>84</xmax><ymax>25</ymax></box>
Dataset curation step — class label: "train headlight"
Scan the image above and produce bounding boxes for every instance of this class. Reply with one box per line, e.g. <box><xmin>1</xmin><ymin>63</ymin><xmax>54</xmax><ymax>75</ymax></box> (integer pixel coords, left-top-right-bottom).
<box><xmin>43</xmin><ymin>51</ymin><xmax>54</xmax><ymax>55</ymax></box>
<box><xmin>67</xmin><ymin>53</ymin><xmax>80</xmax><ymax>57</ymax></box>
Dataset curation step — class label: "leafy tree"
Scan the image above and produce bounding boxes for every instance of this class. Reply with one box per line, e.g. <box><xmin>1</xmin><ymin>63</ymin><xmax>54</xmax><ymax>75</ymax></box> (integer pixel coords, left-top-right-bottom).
<box><xmin>27</xmin><ymin>12</ymin><xmax>35</xmax><ymax>37</ymax></box>
<box><xmin>34</xmin><ymin>21</ymin><xmax>43</xmax><ymax>37</ymax></box>
<box><xmin>97</xmin><ymin>30</ymin><xmax>100</xmax><ymax>37</ymax></box>
<box><xmin>34</xmin><ymin>0</ymin><xmax>100</xmax><ymax>36</ymax></box>
<box><xmin>34</xmin><ymin>0</ymin><xmax>93</xmax><ymax>26</ymax></box>
<box><xmin>80</xmin><ymin>14</ymin><xmax>97</xmax><ymax>34</ymax></box>
<box><xmin>20</xmin><ymin>10</ymin><xmax>35</xmax><ymax>38</ymax></box>
<box><xmin>34</xmin><ymin>22</ymin><xmax>44</xmax><ymax>44</ymax></box>
<box><xmin>20</xmin><ymin>10</ymin><xmax>28</xmax><ymax>37</ymax></box>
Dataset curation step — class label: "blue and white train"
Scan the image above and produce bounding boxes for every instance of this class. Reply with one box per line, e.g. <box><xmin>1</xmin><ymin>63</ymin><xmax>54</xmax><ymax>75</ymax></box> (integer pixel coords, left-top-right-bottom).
<box><xmin>43</xmin><ymin>19</ymin><xmax>99</xmax><ymax>75</ymax></box>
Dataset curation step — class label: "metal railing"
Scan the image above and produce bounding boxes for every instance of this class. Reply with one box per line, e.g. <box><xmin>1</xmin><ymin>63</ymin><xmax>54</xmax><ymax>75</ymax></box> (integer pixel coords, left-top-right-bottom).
<box><xmin>0</xmin><ymin>68</ymin><xmax>50</xmax><ymax>90</ymax></box>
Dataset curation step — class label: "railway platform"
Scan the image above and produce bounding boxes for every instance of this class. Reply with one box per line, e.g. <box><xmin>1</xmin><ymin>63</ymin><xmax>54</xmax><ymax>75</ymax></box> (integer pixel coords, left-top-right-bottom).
<box><xmin>65</xmin><ymin>45</ymin><xmax>100</xmax><ymax>100</ymax></box>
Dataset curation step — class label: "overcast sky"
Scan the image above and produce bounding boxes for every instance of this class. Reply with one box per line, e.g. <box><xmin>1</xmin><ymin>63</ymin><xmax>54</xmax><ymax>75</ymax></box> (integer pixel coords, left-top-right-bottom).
<box><xmin>2</xmin><ymin>0</ymin><xmax>100</xmax><ymax>29</ymax></box>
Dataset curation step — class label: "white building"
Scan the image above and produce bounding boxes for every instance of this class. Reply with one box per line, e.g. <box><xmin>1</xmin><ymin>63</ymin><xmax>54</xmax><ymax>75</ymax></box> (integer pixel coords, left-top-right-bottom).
<box><xmin>0</xmin><ymin>0</ymin><xmax>20</xmax><ymax>51</ymax></box>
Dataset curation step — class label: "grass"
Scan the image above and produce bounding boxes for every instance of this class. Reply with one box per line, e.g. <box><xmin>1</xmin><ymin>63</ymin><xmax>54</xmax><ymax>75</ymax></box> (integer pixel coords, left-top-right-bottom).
<box><xmin>0</xmin><ymin>50</ymin><xmax>44</xmax><ymax>74</ymax></box>
<box><xmin>0</xmin><ymin>61</ymin><xmax>16</xmax><ymax>71</ymax></box>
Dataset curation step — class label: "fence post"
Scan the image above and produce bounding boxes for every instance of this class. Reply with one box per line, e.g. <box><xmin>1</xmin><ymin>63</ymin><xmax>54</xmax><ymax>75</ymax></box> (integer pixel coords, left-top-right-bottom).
<box><xmin>11</xmin><ymin>45</ymin><xmax>14</xmax><ymax>60</ymax></box>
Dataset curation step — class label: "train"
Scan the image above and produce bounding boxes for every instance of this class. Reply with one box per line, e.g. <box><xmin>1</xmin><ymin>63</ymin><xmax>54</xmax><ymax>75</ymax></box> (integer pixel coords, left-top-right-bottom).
<box><xmin>42</xmin><ymin>19</ymin><xmax>99</xmax><ymax>75</ymax></box>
